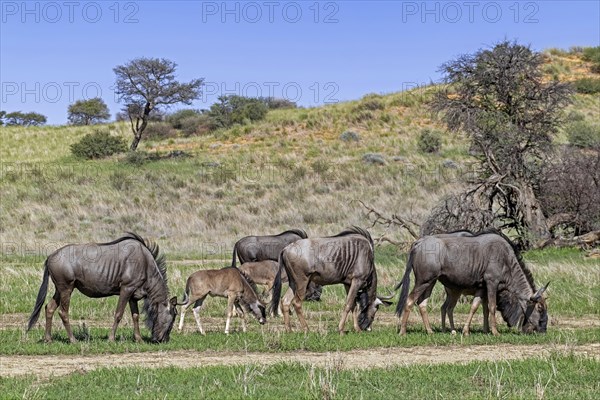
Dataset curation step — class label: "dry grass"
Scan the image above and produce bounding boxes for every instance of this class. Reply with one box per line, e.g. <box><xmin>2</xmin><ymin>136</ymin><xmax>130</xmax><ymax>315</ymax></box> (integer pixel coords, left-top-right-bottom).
<box><xmin>0</xmin><ymin>51</ymin><xmax>598</xmax><ymax>255</ymax></box>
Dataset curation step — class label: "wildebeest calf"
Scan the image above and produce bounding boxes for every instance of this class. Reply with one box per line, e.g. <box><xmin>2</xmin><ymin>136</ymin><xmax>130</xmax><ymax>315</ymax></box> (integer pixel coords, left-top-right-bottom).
<box><xmin>177</xmin><ymin>267</ymin><xmax>266</xmax><ymax>335</ymax></box>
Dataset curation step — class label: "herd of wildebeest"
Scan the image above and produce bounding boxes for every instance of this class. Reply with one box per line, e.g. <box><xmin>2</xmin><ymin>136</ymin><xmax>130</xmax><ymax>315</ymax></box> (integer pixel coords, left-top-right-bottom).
<box><xmin>26</xmin><ymin>226</ymin><xmax>549</xmax><ymax>343</ymax></box>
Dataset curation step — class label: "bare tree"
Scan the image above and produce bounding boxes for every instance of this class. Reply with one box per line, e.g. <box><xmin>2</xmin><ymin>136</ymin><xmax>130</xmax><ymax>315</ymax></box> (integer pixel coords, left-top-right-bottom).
<box><xmin>113</xmin><ymin>58</ymin><xmax>203</xmax><ymax>150</ymax></box>
<box><xmin>431</xmin><ymin>40</ymin><xmax>573</xmax><ymax>247</ymax></box>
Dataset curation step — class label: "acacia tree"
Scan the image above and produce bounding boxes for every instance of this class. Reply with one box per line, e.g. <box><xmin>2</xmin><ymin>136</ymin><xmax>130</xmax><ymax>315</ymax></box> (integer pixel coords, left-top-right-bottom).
<box><xmin>67</xmin><ymin>98</ymin><xmax>110</xmax><ymax>125</ymax></box>
<box><xmin>113</xmin><ymin>57</ymin><xmax>203</xmax><ymax>150</ymax></box>
<box><xmin>430</xmin><ymin>41</ymin><xmax>572</xmax><ymax>247</ymax></box>
<box><xmin>3</xmin><ymin>111</ymin><xmax>47</xmax><ymax>126</ymax></box>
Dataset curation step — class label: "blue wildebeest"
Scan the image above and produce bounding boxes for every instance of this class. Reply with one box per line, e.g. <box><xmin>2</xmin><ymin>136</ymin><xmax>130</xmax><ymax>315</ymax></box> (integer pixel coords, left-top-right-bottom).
<box><xmin>232</xmin><ymin>228</ymin><xmax>322</xmax><ymax>301</ymax></box>
<box><xmin>436</xmin><ymin>230</ymin><xmax>489</xmax><ymax>335</ymax></box>
<box><xmin>177</xmin><ymin>267</ymin><xmax>266</xmax><ymax>335</ymax></box>
<box><xmin>27</xmin><ymin>233</ymin><xmax>178</xmax><ymax>343</ymax></box>
<box><xmin>396</xmin><ymin>230</ymin><xmax>549</xmax><ymax>335</ymax></box>
<box><xmin>231</xmin><ymin>229</ymin><xmax>308</xmax><ymax>267</ymax></box>
<box><xmin>270</xmin><ymin>226</ymin><xmax>393</xmax><ymax>334</ymax></box>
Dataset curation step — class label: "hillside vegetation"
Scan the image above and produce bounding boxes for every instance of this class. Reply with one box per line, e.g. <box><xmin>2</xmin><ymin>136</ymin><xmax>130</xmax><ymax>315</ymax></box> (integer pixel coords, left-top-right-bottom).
<box><xmin>1</xmin><ymin>48</ymin><xmax>598</xmax><ymax>256</ymax></box>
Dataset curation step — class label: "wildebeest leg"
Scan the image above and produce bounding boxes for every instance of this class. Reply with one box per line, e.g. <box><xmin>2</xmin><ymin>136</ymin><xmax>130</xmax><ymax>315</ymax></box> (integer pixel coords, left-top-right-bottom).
<box><xmin>482</xmin><ymin>300</ymin><xmax>490</xmax><ymax>333</ymax></box>
<box><xmin>417</xmin><ymin>283</ymin><xmax>436</xmax><ymax>334</ymax></box>
<box><xmin>57</xmin><ymin>286</ymin><xmax>76</xmax><ymax>343</ymax></box>
<box><xmin>109</xmin><ymin>288</ymin><xmax>134</xmax><ymax>342</ymax></box>
<box><xmin>344</xmin><ymin>284</ymin><xmax>361</xmax><ymax>332</ymax></box>
<box><xmin>234</xmin><ymin>302</ymin><xmax>247</xmax><ymax>333</ymax></box>
<box><xmin>225</xmin><ymin>295</ymin><xmax>236</xmax><ymax>334</ymax></box>
<box><xmin>399</xmin><ymin>280</ymin><xmax>435</xmax><ymax>335</ymax></box>
<box><xmin>291</xmin><ymin>283</ymin><xmax>309</xmax><ymax>333</ymax></box>
<box><xmin>486</xmin><ymin>283</ymin><xmax>500</xmax><ymax>336</ymax></box>
<box><xmin>462</xmin><ymin>296</ymin><xmax>482</xmax><ymax>336</ymax></box>
<box><xmin>129</xmin><ymin>299</ymin><xmax>142</xmax><ymax>342</ymax></box>
<box><xmin>191</xmin><ymin>298</ymin><xmax>206</xmax><ymax>335</ymax></box>
<box><xmin>441</xmin><ymin>288</ymin><xmax>459</xmax><ymax>332</ymax></box>
<box><xmin>281</xmin><ymin>287</ymin><xmax>294</xmax><ymax>332</ymax></box>
<box><xmin>338</xmin><ymin>280</ymin><xmax>361</xmax><ymax>334</ymax></box>
<box><xmin>44</xmin><ymin>291</ymin><xmax>60</xmax><ymax>343</ymax></box>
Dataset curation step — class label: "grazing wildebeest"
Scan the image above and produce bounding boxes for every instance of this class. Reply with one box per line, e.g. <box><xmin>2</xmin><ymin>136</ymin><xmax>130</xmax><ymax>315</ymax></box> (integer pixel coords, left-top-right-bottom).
<box><xmin>270</xmin><ymin>226</ymin><xmax>392</xmax><ymax>334</ymax></box>
<box><xmin>177</xmin><ymin>267</ymin><xmax>266</xmax><ymax>335</ymax></box>
<box><xmin>436</xmin><ymin>230</ymin><xmax>489</xmax><ymax>335</ymax></box>
<box><xmin>231</xmin><ymin>229</ymin><xmax>308</xmax><ymax>267</ymax></box>
<box><xmin>239</xmin><ymin>260</ymin><xmax>286</xmax><ymax>299</ymax></box>
<box><xmin>396</xmin><ymin>230</ymin><xmax>549</xmax><ymax>335</ymax></box>
<box><xmin>395</xmin><ymin>230</ymin><xmax>488</xmax><ymax>335</ymax></box>
<box><xmin>27</xmin><ymin>233</ymin><xmax>178</xmax><ymax>343</ymax></box>
<box><xmin>232</xmin><ymin>228</ymin><xmax>322</xmax><ymax>301</ymax></box>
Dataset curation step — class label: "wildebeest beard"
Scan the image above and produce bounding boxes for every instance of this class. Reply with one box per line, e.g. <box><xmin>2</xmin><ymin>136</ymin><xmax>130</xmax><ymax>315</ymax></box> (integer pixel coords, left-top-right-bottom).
<box><xmin>357</xmin><ymin>291</ymin><xmax>373</xmax><ymax>330</ymax></box>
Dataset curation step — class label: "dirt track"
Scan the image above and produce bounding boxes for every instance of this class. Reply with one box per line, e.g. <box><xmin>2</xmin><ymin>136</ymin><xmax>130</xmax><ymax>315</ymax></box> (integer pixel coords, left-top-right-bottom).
<box><xmin>1</xmin><ymin>343</ymin><xmax>599</xmax><ymax>378</ymax></box>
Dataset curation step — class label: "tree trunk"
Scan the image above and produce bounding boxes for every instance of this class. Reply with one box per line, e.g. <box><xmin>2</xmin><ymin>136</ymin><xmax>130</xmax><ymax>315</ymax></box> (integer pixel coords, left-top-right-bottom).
<box><xmin>130</xmin><ymin>133</ymin><xmax>142</xmax><ymax>151</ymax></box>
<box><xmin>518</xmin><ymin>180</ymin><xmax>551</xmax><ymax>242</ymax></box>
<box><xmin>129</xmin><ymin>103</ymin><xmax>151</xmax><ymax>151</ymax></box>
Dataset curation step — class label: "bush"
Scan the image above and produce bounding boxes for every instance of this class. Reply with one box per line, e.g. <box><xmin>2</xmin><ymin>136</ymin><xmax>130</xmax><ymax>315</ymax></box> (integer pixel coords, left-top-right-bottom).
<box><xmin>355</xmin><ymin>94</ymin><xmax>385</xmax><ymax>111</ymax></box>
<box><xmin>582</xmin><ymin>46</ymin><xmax>600</xmax><ymax>73</ymax></box>
<box><xmin>70</xmin><ymin>130</ymin><xmax>128</xmax><ymax>159</ymax></box>
<box><xmin>144</xmin><ymin>122</ymin><xmax>177</xmax><ymax>140</ymax></box>
<box><xmin>417</xmin><ymin>128</ymin><xmax>442</xmax><ymax>153</ymax></box>
<box><xmin>122</xmin><ymin>150</ymin><xmax>160</xmax><ymax>165</ymax></box>
<box><xmin>573</xmin><ymin>78</ymin><xmax>600</xmax><ymax>94</ymax></box>
<box><xmin>565</xmin><ymin>120</ymin><xmax>600</xmax><ymax>149</ymax></box>
<box><xmin>167</xmin><ymin>109</ymin><xmax>202</xmax><ymax>129</ymax></box>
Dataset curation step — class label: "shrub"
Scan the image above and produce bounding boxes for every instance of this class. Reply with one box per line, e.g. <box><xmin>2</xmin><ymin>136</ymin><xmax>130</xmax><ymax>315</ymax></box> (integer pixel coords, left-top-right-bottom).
<box><xmin>340</xmin><ymin>131</ymin><xmax>360</xmax><ymax>142</ymax></box>
<box><xmin>122</xmin><ymin>150</ymin><xmax>159</xmax><ymax>165</ymax></box>
<box><xmin>167</xmin><ymin>109</ymin><xmax>202</xmax><ymax>129</ymax></box>
<box><xmin>417</xmin><ymin>128</ymin><xmax>442</xmax><ymax>153</ymax></box>
<box><xmin>355</xmin><ymin>94</ymin><xmax>385</xmax><ymax>111</ymax></box>
<box><xmin>70</xmin><ymin>130</ymin><xmax>128</xmax><ymax>159</ymax></box>
<box><xmin>582</xmin><ymin>46</ymin><xmax>600</xmax><ymax>73</ymax></box>
<box><xmin>573</xmin><ymin>78</ymin><xmax>600</xmax><ymax>94</ymax></box>
<box><xmin>144</xmin><ymin>122</ymin><xmax>177</xmax><ymax>140</ymax></box>
<box><xmin>565</xmin><ymin>120</ymin><xmax>600</xmax><ymax>149</ymax></box>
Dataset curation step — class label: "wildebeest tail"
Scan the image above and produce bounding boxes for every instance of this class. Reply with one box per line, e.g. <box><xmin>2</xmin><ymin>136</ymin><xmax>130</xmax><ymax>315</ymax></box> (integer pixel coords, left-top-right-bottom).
<box><xmin>27</xmin><ymin>259</ymin><xmax>50</xmax><ymax>331</ymax></box>
<box><xmin>269</xmin><ymin>252</ymin><xmax>284</xmax><ymax>316</ymax></box>
<box><xmin>231</xmin><ymin>242</ymin><xmax>238</xmax><ymax>268</ymax></box>
<box><xmin>395</xmin><ymin>249</ymin><xmax>414</xmax><ymax>317</ymax></box>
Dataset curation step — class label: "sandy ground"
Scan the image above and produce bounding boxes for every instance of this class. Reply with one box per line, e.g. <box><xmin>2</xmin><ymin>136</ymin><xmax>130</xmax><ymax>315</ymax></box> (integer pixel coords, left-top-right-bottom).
<box><xmin>1</xmin><ymin>343</ymin><xmax>599</xmax><ymax>378</ymax></box>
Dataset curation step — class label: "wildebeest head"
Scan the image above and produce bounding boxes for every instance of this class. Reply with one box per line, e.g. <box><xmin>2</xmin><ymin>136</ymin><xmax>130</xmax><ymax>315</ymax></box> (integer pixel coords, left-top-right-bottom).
<box><xmin>243</xmin><ymin>300</ymin><xmax>267</xmax><ymax>325</ymax></box>
<box><xmin>522</xmin><ymin>283</ymin><xmax>549</xmax><ymax>334</ymax></box>
<box><xmin>148</xmin><ymin>296</ymin><xmax>178</xmax><ymax>343</ymax></box>
<box><xmin>357</xmin><ymin>291</ymin><xmax>393</xmax><ymax>331</ymax></box>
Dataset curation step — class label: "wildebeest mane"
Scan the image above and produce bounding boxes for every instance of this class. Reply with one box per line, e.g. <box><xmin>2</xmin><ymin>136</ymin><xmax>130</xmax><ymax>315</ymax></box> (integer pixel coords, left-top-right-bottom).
<box><xmin>330</xmin><ymin>226</ymin><xmax>374</xmax><ymax>247</ymax></box>
<box><xmin>277</xmin><ymin>229</ymin><xmax>308</xmax><ymax>239</ymax></box>
<box><xmin>237</xmin><ymin>267</ymin><xmax>260</xmax><ymax>295</ymax></box>
<box><xmin>475</xmin><ymin>228</ymin><xmax>535</xmax><ymax>290</ymax></box>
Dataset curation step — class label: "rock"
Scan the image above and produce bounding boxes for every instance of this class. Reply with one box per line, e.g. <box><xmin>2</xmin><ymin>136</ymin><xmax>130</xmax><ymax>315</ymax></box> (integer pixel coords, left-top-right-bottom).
<box><xmin>443</xmin><ymin>159</ymin><xmax>458</xmax><ymax>169</ymax></box>
<box><xmin>392</xmin><ymin>156</ymin><xmax>408</xmax><ymax>162</ymax></box>
<box><xmin>340</xmin><ymin>131</ymin><xmax>360</xmax><ymax>142</ymax></box>
<box><xmin>362</xmin><ymin>153</ymin><xmax>386</xmax><ymax>165</ymax></box>
<box><xmin>209</xmin><ymin>143</ymin><xmax>221</xmax><ymax>149</ymax></box>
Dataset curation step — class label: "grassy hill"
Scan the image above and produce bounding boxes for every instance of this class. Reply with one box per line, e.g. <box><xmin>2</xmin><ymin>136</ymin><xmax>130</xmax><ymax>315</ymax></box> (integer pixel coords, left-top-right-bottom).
<box><xmin>1</xmin><ymin>48</ymin><xmax>598</xmax><ymax>257</ymax></box>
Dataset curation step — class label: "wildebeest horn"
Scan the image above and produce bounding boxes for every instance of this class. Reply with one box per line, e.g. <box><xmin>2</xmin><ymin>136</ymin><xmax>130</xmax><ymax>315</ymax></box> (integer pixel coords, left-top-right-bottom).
<box><xmin>530</xmin><ymin>281</ymin><xmax>550</xmax><ymax>301</ymax></box>
<box><xmin>377</xmin><ymin>292</ymin><xmax>396</xmax><ymax>301</ymax></box>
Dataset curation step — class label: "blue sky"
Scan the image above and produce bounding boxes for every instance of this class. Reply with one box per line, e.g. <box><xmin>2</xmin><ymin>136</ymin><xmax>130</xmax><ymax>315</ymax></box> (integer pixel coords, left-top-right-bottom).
<box><xmin>1</xmin><ymin>0</ymin><xmax>599</xmax><ymax>124</ymax></box>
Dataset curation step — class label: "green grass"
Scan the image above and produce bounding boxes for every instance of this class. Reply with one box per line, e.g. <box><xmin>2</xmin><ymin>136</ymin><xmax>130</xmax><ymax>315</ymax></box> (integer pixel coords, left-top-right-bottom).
<box><xmin>2</xmin><ymin>355</ymin><xmax>598</xmax><ymax>399</ymax></box>
<box><xmin>3</xmin><ymin>326</ymin><xmax>598</xmax><ymax>356</ymax></box>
